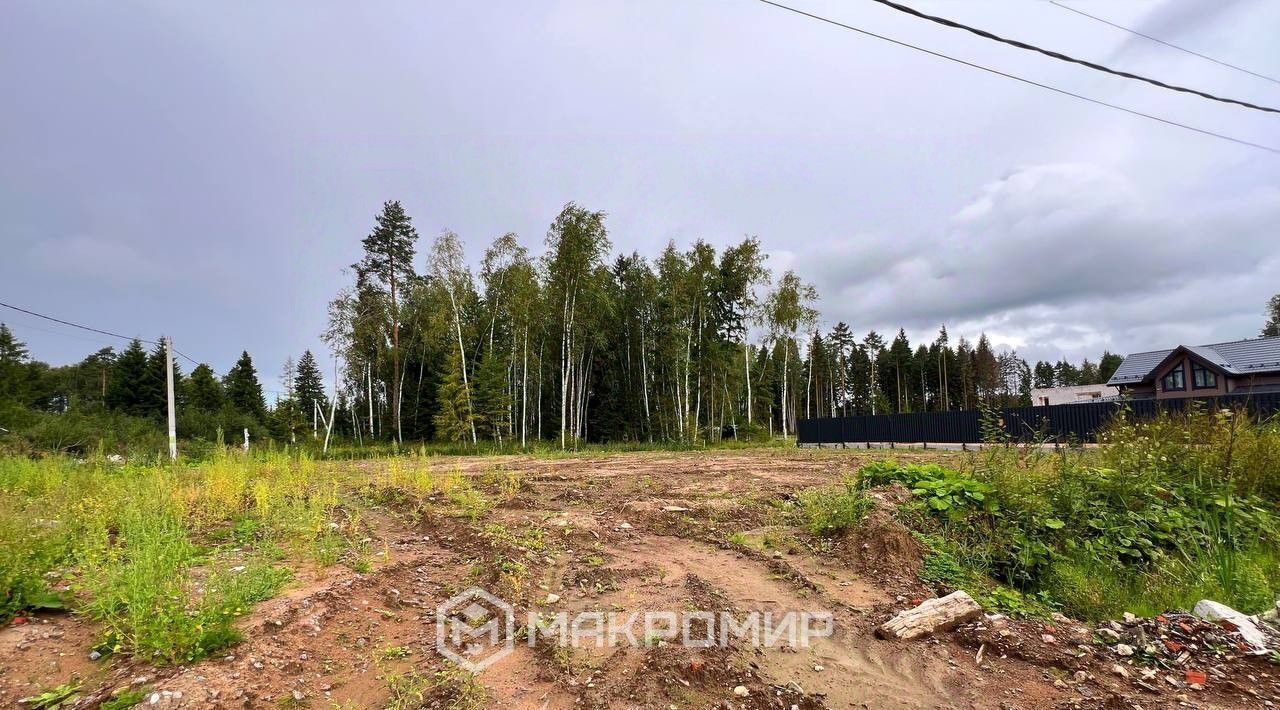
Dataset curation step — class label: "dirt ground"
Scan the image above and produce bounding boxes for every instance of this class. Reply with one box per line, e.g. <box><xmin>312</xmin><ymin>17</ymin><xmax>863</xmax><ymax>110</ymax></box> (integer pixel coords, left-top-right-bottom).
<box><xmin>1</xmin><ymin>449</ymin><xmax>1275</xmax><ymax>709</ymax></box>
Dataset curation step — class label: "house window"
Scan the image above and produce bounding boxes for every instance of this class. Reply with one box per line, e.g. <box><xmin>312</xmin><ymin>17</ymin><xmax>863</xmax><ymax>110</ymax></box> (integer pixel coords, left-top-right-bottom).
<box><xmin>1192</xmin><ymin>363</ymin><xmax>1217</xmax><ymax>389</ymax></box>
<box><xmin>1161</xmin><ymin>365</ymin><xmax>1186</xmax><ymax>392</ymax></box>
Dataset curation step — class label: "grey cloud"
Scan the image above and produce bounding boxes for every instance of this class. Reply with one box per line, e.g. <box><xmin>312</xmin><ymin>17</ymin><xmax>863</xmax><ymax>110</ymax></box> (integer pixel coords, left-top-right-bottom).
<box><xmin>2</xmin><ymin>0</ymin><xmax>1279</xmax><ymax>389</ymax></box>
<box><xmin>799</xmin><ymin>162</ymin><xmax>1280</xmax><ymax>343</ymax></box>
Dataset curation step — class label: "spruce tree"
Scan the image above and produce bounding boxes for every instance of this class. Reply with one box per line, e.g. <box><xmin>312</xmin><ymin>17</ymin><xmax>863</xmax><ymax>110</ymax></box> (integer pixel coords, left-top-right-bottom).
<box><xmin>185</xmin><ymin>364</ymin><xmax>224</xmax><ymax>411</ymax></box>
<box><xmin>224</xmin><ymin>351</ymin><xmax>266</xmax><ymax>421</ymax></box>
<box><xmin>0</xmin><ymin>324</ymin><xmax>30</xmax><ymax>402</ymax></box>
<box><xmin>295</xmin><ymin>350</ymin><xmax>328</xmax><ymax>419</ymax></box>
<box><xmin>433</xmin><ymin>348</ymin><xmax>473</xmax><ymax>443</ymax></box>
<box><xmin>1098</xmin><ymin>351</ymin><xmax>1124</xmax><ymax>383</ymax></box>
<box><xmin>106</xmin><ymin>339</ymin><xmax>148</xmax><ymax>415</ymax></box>
<box><xmin>141</xmin><ymin>339</ymin><xmax>181</xmax><ymax>418</ymax></box>
<box><xmin>472</xmin><ymin>348</ymin><xmax>511</xmax><ymax>443</ymax></box>
<box><xmin>1033</xmin><ymin>361</ymin><xmax>1056</xmax><ymax>389</ymax></box>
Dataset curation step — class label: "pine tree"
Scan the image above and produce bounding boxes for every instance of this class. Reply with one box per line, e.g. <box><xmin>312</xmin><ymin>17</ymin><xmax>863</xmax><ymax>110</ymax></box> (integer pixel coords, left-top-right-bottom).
<box><xmin>354</xmin><ymin>200</ymin><xmax>420</xmax><ymax>442</ymax></box>
<box><xmin>185</xmin><ymin>364</ymin><xmax>224</xmax><ymax>411</ymax></box>
<box><xmin>224</xmin><ymin>351</ymin><xmax>266</xmax><ymax>421</ymax></box>
<box><xmin>433</xmin><ymin>348</ymin><xmax>473</xmax><ymax>443</ymax></box>
<box><xmin>106</xmin><ymin>339</ymin><xmax>148</xmax><ymax>415</ymax></box>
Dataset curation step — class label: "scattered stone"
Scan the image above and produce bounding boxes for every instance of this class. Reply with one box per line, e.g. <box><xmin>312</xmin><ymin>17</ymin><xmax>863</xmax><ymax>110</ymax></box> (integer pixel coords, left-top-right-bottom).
<box><xmin>545</xmin><ymin>593</ymin><xmax>561</xmax><ymax>604</ymax></box>
<box><xmin>1096</xmin><ymin>628</ymin><xmax>1121</xmax><ymax>644</ymax></box>
<box><xmin>1041</xmin><ymin>634</ymin><xmax>1056</xmax><ymax>645</ymax></box>
<box><xmin>88</xmin><ymin>650</ymin><xmax>102</xmax><ymax>661</ymax></box>
<box><xmin>1122</xmin><ymin>612</ymin><xmax>1138</xmax><ymax>624</ymax></box>
<box><xmin>1115</xmin><ymin>644</ymin><xmax>1134</xmax><ymax>657</ymax></box>
<box><xmin>291</xmin><ymin>689</ymin><xmax>305</xmax><ymax>701</ymax></box>
<box><xmin>1111</xmin><ymin>664</ymin><xmax>1130</xmax><ymax>679</ymax></box>
<box><xmin>877</xmin><ymin>591</ymin><xmax>983</xmax><ymax>641</ymax></box>
<box><xmin>733</xmin><ymin>685</ymin><xmax>749</xmax><ymax>697</ymax></box>
<box><xmin>1192</xmin><ymin>599</ymin><xmax>1269</xmax><ymax>651</ymax></box>
<box><xmin>661</xmin><ymin>506</ymin><xmax>690</xmax><ymax>512</ymax></box>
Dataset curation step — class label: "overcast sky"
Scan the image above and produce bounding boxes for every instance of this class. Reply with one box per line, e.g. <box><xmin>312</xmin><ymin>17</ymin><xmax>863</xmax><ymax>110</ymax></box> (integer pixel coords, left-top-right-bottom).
<box><xmin>2</xmin><ymin>0</ymin><xmax>1278</xmax><ymax>395</ymax></box>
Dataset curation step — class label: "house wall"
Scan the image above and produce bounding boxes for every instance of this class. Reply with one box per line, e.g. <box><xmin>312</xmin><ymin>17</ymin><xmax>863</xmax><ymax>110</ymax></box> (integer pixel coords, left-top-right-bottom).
<box><xmin>1153</xmin><ymin>356</ymin><xmax>1227</xmax><ymax>400</ymax></box>
<box><xmin>1030</xmin><ymin>384</ymin><xmax>1120</xmax><ymax>406</ymax></box>
<box><xmin>1227</xmin><ymin>373</ymin><xmax>1280</xmax><ymax>393</ymax></box>
<box><xmin>1120</xmin><ymin>382</ymin><xmax>1156</xmax><ymax>398</ymax></box>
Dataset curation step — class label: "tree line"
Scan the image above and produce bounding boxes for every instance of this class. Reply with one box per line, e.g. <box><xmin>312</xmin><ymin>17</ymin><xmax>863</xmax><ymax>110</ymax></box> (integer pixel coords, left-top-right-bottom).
<box><xmin>3</xmin><ymin>199</ymin><xmax>1279</xmax><ymax>451</ymax></box>
<box><xmin>0</xmin><ymin>325</ymin><xmax>329</xmax><ymax>446</ymax></box>
<box><xmin>315</xmin><ymin>201</ymin><xmax>1126</xmax><ymax>446</ymax></box>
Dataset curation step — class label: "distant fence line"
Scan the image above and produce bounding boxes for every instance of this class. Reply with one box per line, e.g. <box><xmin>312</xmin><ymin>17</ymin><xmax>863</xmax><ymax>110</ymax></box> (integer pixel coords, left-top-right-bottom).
<box><xmin>795</xmin><ymin>392</ymin><xmax>1280</xmax><ymax>446</ymax></box>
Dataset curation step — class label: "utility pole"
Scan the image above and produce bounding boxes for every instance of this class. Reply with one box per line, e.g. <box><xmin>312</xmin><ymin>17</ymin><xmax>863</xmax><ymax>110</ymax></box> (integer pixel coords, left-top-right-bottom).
<box><xmin>164</xmin><ymin>336</ymin><xmax>178</xmax><ymax>461</ymax></box>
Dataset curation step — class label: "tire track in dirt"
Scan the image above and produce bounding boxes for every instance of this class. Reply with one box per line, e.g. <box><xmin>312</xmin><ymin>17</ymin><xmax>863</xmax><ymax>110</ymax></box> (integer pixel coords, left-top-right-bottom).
<box><xmin>599</xmin><ymin>535</ymin><xmax>964</xmax><ymax>708</ymax></box>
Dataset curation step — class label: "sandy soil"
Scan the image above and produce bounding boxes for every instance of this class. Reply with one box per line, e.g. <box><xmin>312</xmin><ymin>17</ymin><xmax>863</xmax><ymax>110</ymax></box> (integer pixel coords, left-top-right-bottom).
<box><xmin>1</xmin><ymin>449</ymin><xmax>1274</xmax><ymax>708</ymax></box>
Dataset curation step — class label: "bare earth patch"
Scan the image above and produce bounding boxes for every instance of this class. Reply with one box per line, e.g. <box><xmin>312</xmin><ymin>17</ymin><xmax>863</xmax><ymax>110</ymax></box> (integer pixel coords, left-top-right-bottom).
<box><xmin>2</xmin><ymin>448</ymin><xmax>1274</xmax><ymax>708</ymax></box>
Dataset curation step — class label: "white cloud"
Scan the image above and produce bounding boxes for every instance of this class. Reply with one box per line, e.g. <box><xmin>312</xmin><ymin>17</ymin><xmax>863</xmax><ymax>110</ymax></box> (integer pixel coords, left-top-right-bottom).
<box><xmin>797</xmin><ymin>163</ymin><xmax>1280</xmax><ymax>362</ymax></box>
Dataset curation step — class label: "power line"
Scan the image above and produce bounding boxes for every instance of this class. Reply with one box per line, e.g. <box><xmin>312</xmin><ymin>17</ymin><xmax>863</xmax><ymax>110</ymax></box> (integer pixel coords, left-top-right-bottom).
<box><xmin>867</xmin><ymin>0</ymin><xmax>1280</xmax><ymax>114</ymax></box>
<box><xmin>0</xmin><ymin>301</ymin><xmax>200</xmax><ymax>365</ymax></box>
<box><xmin>753</xmin><ymin>0</ymin><xmax>1280</xmax><ymax>155</ymax></box>
<box><xmin>1048</xmin><ymin>0</ymin><xmax>1280</xmax><ymax>87</ymax></box>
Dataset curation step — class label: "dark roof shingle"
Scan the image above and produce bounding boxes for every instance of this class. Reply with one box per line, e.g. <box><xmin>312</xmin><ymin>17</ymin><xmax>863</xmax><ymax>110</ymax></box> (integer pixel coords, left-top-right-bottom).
<box><xmin>1107</xmin><ymin>336</ymin><xmax>1280</xmax><ymax>386</ymax></box>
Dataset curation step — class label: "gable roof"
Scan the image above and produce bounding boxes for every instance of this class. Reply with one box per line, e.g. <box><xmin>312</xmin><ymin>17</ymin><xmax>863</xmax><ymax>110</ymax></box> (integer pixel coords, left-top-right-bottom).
<box><xmin>1107</xmin><ymin>336</ymin><xmax>1280</xmax><ymax>386</ymax></box>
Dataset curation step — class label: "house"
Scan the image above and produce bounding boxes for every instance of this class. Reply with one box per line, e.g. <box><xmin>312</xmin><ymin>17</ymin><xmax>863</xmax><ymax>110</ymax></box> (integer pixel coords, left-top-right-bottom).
<box><xmin>1106</xmin><ymin>335</ymin><xmax>1280</xmax><ymax>400</ymax></box>
<box><xmin>1030</xmin><ymin>383</ymin><xmax>1119</xmax><ymax>407</ymax></box>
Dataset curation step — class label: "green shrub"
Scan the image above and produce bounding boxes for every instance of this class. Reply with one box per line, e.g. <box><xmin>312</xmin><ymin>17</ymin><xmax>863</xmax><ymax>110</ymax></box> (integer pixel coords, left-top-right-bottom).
<box><xmin>796</xmin><ymin>475</ymin><xmax>872</xmax><ymax>537</ymax></box>
<box><xmin>858</xmin><ymin>408</ymin><xmax>1280</xmax><ymax>620</ymax></box>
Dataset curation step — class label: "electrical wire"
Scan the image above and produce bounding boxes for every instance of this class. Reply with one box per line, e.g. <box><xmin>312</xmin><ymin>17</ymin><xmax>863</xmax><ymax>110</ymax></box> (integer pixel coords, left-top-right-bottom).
<box><xmin>753</xmin><ymin>0</ymin><xmax>1280</xmax><ymax>154</ymax></box>
<box><xmin>1048</xmin><ymin>0</ymin><xmax>1280</xmax><ymax>87</ymax></box>
<box><xmin>868</xmin><ymin>0</ymin><xmax>1280</xmax><ymax>113</ymax></box>
<box><xmin>0</xmin><ymin>301</ymin><xmax>200</xmax><ymax>365</ymax></box>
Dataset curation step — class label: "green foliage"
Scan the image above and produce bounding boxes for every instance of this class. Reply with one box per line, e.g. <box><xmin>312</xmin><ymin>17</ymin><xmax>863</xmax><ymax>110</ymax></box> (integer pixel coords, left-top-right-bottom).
<box><xmin>100</xmin><ymin>688</ymin><xmax>148</xmax><ymax>710</ymax></box>
<box><xmin>294</xmin><ymin>350</ymin><xmax>328</xmax><ymax>419</ymax></box>
<box><xmin>185</xmin><ymin>364</ymin><xmax>224</xmax><ymax>412</ymax></box>
<box><xmin>795</xmin><ymin>475</ymin><xmax>872</xmax><ymax>537</ymax></box>
<box><xmin>105</xmin><ymin>340</ymin><xmax>149</xmax><ymax>416</ymax></box>
<box><xmin>861</xmin><ymin>409</ymin><xmax>1280</xmax><ymax>620</ymax></box>
<box><xmin>223</xmin><ymin>351</ymin><xmax>266</xmax><ymax>422</ymax></box>
<box><xmin>20</xmin><ymin>680</ymin><xmax>81</xmax><ymax>709</ymax></box>
<box><xmin>434</xmin><ymin>348</ymin><xmax>473</xmax><ymax>443</ymax></box>
<box><xmin>472</xmin><ymin>348</ymin><xmax>510</xmax><ymax>443</ymax></box>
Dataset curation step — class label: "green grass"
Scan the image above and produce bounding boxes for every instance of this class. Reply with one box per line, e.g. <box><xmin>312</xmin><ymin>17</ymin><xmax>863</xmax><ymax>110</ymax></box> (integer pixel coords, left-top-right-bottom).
<box><xmin>382</xmin><ymin>668</ymin><xmax>487</xmax><ymax>710</ymax></box>
<box><xmin>0</xmin><ymin>444</ymin><xmax>562</xmax><ymax>664</ymax></box>
<box><xmin>0</xmin><ymin>450</ymin><xmax>433</xmax><ymax>663</ymax></box>
<box><xmin>860</xmin><ymin>407</ymin><xmax>1280</xmax><ymax>620</ymax></box>
<box><xmin>794</xmin><ymin>475</ymin><xmax>873</xmax><ymax>537</ymax></box>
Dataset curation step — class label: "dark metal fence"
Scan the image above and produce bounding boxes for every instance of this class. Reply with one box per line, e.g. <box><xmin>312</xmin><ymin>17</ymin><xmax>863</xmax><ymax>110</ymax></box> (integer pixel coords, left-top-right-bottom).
<box><xmin>796</xmin><ymin>392</ymin><xmax>1280</xmax><ymax>445</ymax></box>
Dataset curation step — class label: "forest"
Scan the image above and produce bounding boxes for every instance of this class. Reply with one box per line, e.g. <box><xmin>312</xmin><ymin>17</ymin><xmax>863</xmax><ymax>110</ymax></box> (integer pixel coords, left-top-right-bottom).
<box><xmin>0</xmin><ymin>200</ymin><xmax>1191</xmax><ymax>453</ymax></box>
